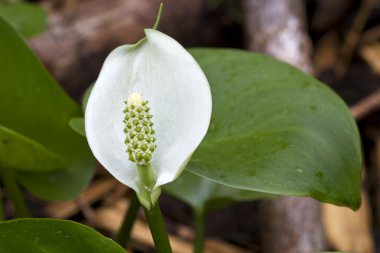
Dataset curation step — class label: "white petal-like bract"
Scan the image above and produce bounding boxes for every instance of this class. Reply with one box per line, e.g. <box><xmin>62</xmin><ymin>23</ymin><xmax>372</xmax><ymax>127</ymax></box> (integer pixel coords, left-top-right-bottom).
<box><xmin>85</xmin><ymin>29</ymin><xmax>212</xmax><ymax>202</ymax></box>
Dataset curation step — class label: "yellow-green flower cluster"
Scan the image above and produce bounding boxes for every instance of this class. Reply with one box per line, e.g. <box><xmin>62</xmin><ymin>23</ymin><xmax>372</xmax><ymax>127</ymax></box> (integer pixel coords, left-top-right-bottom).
<box><xmin>123</xmin><ymin>93</ymin><xmax>156</xmax><ymax>165</ymax></box>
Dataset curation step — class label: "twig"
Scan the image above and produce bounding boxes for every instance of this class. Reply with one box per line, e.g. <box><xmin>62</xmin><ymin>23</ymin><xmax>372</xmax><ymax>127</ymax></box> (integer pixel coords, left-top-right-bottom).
<box><xmin>75</xmin><ymin>194</ymin><xmax>96</xmax><ymax>226</ymax></box>
<box><xmin>45</xmin><ymin>178</ymin><xmax>117</xmax><ymax>218</ymax></box>
<box><xmin>335</xmin><ymin>0</ymin><xmax>376</xmax><ymax>77</ymax></box>
<box><xmin>351</xmin><ymin>89</ymin><xmax>380</xmax><ymax>120</ymax></box>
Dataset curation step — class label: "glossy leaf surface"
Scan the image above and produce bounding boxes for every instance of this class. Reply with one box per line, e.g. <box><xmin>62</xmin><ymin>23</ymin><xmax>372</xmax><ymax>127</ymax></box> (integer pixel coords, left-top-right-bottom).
<box><xmin>0</xmin><ymin>219</ymin><xmax>126</xmax><ymax>253</ymax></box>
<box><xmin>188</xmin><ymin>49</ymin><xmax>362</xmax><ymax>210</ymax></box>
<box><xmin>0</xmin><ymin>16</ymin><xmax>95</xmax><ymax>200</ymax></box>
<box><xmin>164</xmin><ymin>170</ymin><xmax>274</xmax><ymax>212</ymax></box>
<box><xmin>0</xmin><ymin>125</ymin><xmax>66</xmax><ymax>171</ymax></box>
<box><xmin>0</xmin><ymin>2</ymin><xmax>47</xmax><ymax>38</ymax></box>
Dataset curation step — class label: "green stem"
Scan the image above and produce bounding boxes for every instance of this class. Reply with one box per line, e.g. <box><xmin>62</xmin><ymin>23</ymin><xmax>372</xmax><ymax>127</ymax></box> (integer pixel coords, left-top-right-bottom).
<box><xmin>193</xmin><ymin>210</ymin><xmax>205</xmax><ymax>253</ymax></box>
<box><xmin>153</xmin><ymin>3</ymin><xmax>164</xmax><ymax>30</ymax></box>
<box><xmin>137</xmin><ymin>164</ymin><xmax>156</xmax><ymax>208</ymax></box>
<box><xmin>116</xmin><ymin>192</ymin><xmax>140</xmax><ymax>247</ymax></box>
<box><xmin>0</xmin><ymin>169</ymin><xmax>30</xmax><ymax>218</ymax></box>
<box><xmin>143</xmin><ymin>203</ymin><xmax>172</xmax><ymax>253</ymax></box>
<box><xmin>131</xmin><ymin>2</ymin><xmax>164</xmax><ymax>48</ymax></box>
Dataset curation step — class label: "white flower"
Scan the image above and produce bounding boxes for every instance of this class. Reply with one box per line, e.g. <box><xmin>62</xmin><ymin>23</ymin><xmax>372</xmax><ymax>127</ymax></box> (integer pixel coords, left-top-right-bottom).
<box><xmin>85</xmin><ymin>29</ymin><xmax>212</xmax><ymax>208</ymax></box>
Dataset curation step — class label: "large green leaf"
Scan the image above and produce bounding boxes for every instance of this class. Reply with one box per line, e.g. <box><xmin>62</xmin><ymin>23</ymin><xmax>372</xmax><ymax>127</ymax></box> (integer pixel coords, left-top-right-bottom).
<box><xmin>188</xmin><ymin>49</ymin><xmax>362</xmax><ymax>210</ymax></box>
<box><xmin>0</xmin><ymin>219</ymin><xmax>126</xmax><ymax>253</ymax></box>
<box><xmin>0</xmin><ymin>125</ymin><xmax>66</xmax><ymax>171</ymax></box>
<box><xmin>69</xmin><ymin>117</ymin><xmax>85</xmax><ymax>137</ymax></box>
<box><xmin>164</xmin><ymin>170</ymin><xmax>273</xmax><ymax>212</ymax></box>
<box><xmin>0</xmin><ymin>2</ymin><xmax>47</xmax><ymax>38</ymax></box>
<box><xmin>0</xmin><ymin>16</ymin><xmax>95</xmax><ymax>200</ymax></box>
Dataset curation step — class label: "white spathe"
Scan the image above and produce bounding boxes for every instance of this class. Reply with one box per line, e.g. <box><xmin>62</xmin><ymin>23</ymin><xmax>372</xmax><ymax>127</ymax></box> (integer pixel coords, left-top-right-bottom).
<box><xmin>85</xmin><ymin>29</ymin><xmax>212</xmax><ymax>198</ymax></box>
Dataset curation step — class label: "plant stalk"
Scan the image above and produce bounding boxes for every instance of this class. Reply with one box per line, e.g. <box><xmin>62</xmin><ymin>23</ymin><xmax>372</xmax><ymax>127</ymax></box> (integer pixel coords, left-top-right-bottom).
<box><xmin>136</xmin><ymin>164</ymin><xmax>156</xmax><ymax>209</ymax></box>
<box><xmin>0</xmin><ymin>169</ymin><xmax>30</xmax><ymax>218</ymax></box>
<box><xmin>116</xmin><ymin>192</ymin><xmax>140</xmax><ymax>247</ymax></box>
<box><xmin>193</xmin><ymin>210</ymin><xmax>205</xmax><ymax>253</ymax></box>
<box><xmin>143</xmin><ymin>203</ymin><xmax>172</xmax><ymax>253</ymax></box>
<box><xmin>153</xmin><ymin>3</ymin><xmax>164</xmax><ymax>30</ymax></box>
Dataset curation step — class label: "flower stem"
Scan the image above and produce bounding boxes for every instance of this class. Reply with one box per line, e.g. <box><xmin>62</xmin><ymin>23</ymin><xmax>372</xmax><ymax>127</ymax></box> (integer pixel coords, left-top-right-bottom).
<box><xmin>153</xmin><ymin>3</ymin><xmax>164</xmax><ymax>30</ymax></box>
<box><xmin>143</xmin><ymin>203</ymin><xmax>172</xmax><ymax>253</ymax></box>
<box><xmin>0</xmin><ymin>169</ymin><xmax>30</xmax><ymax>218</ymax></box>
<box><xmin>136</xmin><ymin>164</ymin><xmax>156</xmax><ymax>209</ymax></box>
<box><xmin>193</xmin><ymin>210</ymin><xmax>205</xmax><ymax>253</ymax></box>
<box><xmin>116</xmin><ymin>192</ymin><xmax>140</xmax><ymax>247</ymax></box>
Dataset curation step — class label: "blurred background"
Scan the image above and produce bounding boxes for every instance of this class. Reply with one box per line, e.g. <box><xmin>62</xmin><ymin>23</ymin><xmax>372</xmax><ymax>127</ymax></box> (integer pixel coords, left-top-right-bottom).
<box><xmin>2</xmin><ymin>0</ymin><xmax>380</xmax><ymax>252</ymax></box>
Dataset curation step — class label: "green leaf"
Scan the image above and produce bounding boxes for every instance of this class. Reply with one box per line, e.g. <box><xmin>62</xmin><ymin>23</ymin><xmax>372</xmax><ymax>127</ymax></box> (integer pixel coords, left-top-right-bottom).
<box><xmin>0</xmin><ymin>2</ymin><xmax>47</xmax><ymax>38</ymax></box>
<box><xmin>0</xmin><ymin>219</ymin><xmax>126</xmax><ymax>253</ymax></box>
<box><xmin>0</xmin><ymin>125</ymin><xmax>67</xmax><ymax>171</ymax></box>
<box><xmin>69</xmin><ymin>117</ymin><xmax>86</xmax><ymax>137</ymax></box>
<box><xmin>82</xmin><ymin>84</ymin><xmax>93</xmax><ymax>113</ymax></box>
<box><xmin>164</xmin><ymin>170</ymin><xmax>274</xmax><ymax>212</ymax></box>
<box><xmin>188</xmin><ymin>49</ymin><xmax>362</xmax><ymax>210</ymax></box>
<box><xmin>0</xmin><ymin>16</ymin><xmax>95</xmax><ymax>200</ymax></box>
